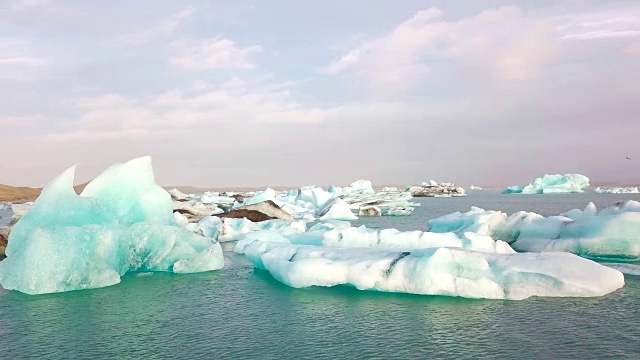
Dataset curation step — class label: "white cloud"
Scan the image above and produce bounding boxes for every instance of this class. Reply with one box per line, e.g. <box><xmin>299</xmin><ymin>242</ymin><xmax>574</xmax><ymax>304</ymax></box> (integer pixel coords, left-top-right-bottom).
<box><xmin>108</xmin><ymin>8</ymin><xmax>195</xmax><ymax>47</ymax></box>
<box><xmin>48</xmin><ymin>77</ymin><xmax>331</xmax><ymax>142</ymax></box>
<box><xmin>0</xmin><ymin>38</ymin><xmax>48</xmax><ymax>80</ymax></box>
<box><xmin>323</xmin><ymin>7</ymin><xmax>559</xmax><ymax>92</ymax></box>
<box><xmin>557</xmin><ymin>10</ymin><xmax>640</xmax><ymax>41</ymax></box>
<box><xmin>170</xmin><ymin>37</ymin><xmax>263</xmax><ymax>71</ymax></box>
<box><xmin>560</xmin><ymin>30</ymin><xmax>640</xmax><ymax>40</ymax></box>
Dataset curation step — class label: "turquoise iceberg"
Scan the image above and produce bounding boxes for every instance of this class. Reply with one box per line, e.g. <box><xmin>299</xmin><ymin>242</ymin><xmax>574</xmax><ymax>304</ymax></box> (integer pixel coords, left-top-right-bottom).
<box><xmin>0</xmin><ymin>157</ymin><xmax>224</xmax><ymax>295</ymax></box>
<box><xmin>502</xmin><ymin>174</ymin><xmax>589</xmax><ymax>194</ymax></box>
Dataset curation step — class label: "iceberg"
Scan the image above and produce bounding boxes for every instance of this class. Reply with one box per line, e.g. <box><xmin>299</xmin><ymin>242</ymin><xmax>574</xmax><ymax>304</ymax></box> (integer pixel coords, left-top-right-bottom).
<box><xmin>183</xmin><ymin>180</ymin><xmax>418</xmax><ymax>221</ymax></box>
<box><xmin>409</xmin><ymin>183</ymin><xmax>466</xmax><ymax>197</ymax></box>
<box><xmin>427</xmin><ymin>207</ymin><xmax>507</xmax><ymax>237</ymax></box>
<box><xmin>240</xmin><ymin>241</ymin><xmax>624</xmax><ymax>300</ymax></box>
<box><xmin>0</xmin><ymin>202</ymin><xmax>12</xmax><ymax>227</ymax></box>
<box><xmin>503</xmin><ymin>174</ymin><xmax>589</xmax><ymax>194</ymax></box>
<box><xmin>193</xmin><ymin>216</ymin><xmax>306</xmax><ymax>242</ymax></box>
<box><xmin>0</xmin><ymin>157</ymin><xmax>224</xmax><ymax>295</ymax></box>
<box><xmin>428</xmin><ymin>202</ymin><xmax>640</xmax><ymax>262</ymax></box>
<box><xmin>594</xmin><ymin>187</ymin><xmax>639</xmax><ymax>194</ymax></box>
<box><xmin>235</xmin><ymin>223</ymin><xmax>514</xmax><ymax>254</ymax></box>
<box><xmin>318</xmin><ymin>197</ymin><xmax>358</xmax><ymax>221</ymax></box>
<box><xmin>337</xmin><ymin>180</ymin><xmax>375</xmax><ymax>195</ymax></box>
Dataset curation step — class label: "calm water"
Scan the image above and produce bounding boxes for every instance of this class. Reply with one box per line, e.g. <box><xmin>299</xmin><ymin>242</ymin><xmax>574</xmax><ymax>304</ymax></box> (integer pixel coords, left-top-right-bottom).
<box><xmin>1</xmin><ymin>192</ymin><xmax>639</xmax><ymax>359</ymax></box>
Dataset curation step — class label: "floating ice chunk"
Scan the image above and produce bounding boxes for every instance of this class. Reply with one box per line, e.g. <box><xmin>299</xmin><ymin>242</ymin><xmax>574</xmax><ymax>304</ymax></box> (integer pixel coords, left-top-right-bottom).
<box><xmin>428</xmin><ymin>203</ymin><xmax>640</xmax><ymax>262</ymax></box>
<box><xmin>195</xmin><ymin>216</ymin><xmax>306</xmax><ymax>242</ymax></box>
<box><xmin>308</xmin><ymin>220</ymin><xmax>352</xmax><ymax>231</ymax></box>
<box><xmin>174</xmin><ymin>211</ymin><xmax>189</xmax><ymax>227</ymax></box>
<box><xmin>596</xmin><ymin>200</ymin><xmax>640</xmax><ymax>216</ymax></box>
<box><xmin>502</xmin><ymin>185</ymin><xmax>524</xmax><ymax>194</ymax></box>
<box><xmin>0</xmin><ymin>157</ymin><xmax>224</xmax><ymax>295</ymax></box>
<box><xmin>168</xmin><ymin>188</ymin><xmax>187</xmax><ymax>201</ymax></box>
<box><xmin>382</xmin><ymin>207</ymin><xmax>414</xmax><ymax>216</ymax></box>
<box><xmin>295</xmin><ymin>188</ymin><xmax>334</xmax><ymax>209</ymax></box>
<box><xmin>241</xmin><ymin>241</ymin><xmax>624</xmax><ymax>300</ymax></box>
<box><xmin>428</xmin><ymin>207</ymin><xmax>507</xmax><ymax>236</ymax></box>
<box><xmin>359</xmin><ymin>206</ymin><xmax>381</xmax><ymax>216</ymax></box>
<box><xmin>318</xmin><ymin>197</ymin><xmax>358</xmax><ymax>221</ymax></box>
<box><xmin>341</xmin><ymin>180</ymin><xmax>375</xmax><ymax>195</ymax></box>
<box><xmin>503</xmin><ymin>174</ymin><xmax>589</xmax><ymax>194</ymax></box>
<box><xmin>201</xmin><ymin>194</ymin><xmax>236</xmax><ymax>205</ymax></box>
<box><xmin>244</xmin><ymin>188</ymin><xmax>278</xmax><ymax>206</ymax></box>
<box><xmin>602</xmin><ymin>263</ymin><xmax>640</xmax><ymax>275</ymax></box>
<box><xmin>173</xmin><ymin>201</ymin><xmax>220</xmax><ymax>217</ymax></box>
<box><xmin>382</xmin><ymin>187</ymin><xmax>398</xmax><ymax>192</ymax></box>
<box><xmin>0</xmin><ymin>202</ymin><xmax>12</xmax><ymax>227</ymax></box>
<box><xmin>505</xmin><ymin>211</ymin><xmax>640</xmax><ymax>262</ymax></box>
<box><xmin>594</xmin><ymin>187</ymin><xmax>639</xmax><ymax>194</ymax></box>
<box><xmin>236</xmin><ymin>223</ymin><xmax>513</xmax><ymax>254</ymax></box>
<box><xmin>562</xmin><ymin>202</ymin><xmax>597</xmax><ymax>220</ymax></box>
<box><xmin>421</xmin><ymin>180</ymin><xmax>439</xmax><ymax>186</ymax></box>
<box><xmin>469</xmin><ymin>185</ymin><xmax>483</xmax><ymax>190</ymax></box>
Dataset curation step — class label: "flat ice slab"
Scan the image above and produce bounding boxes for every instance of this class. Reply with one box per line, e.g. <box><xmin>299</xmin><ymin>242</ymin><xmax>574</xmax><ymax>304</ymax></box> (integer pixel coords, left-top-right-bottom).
<box><xmin>241</xmin><ymin>240</ymin><xmax>624</xmax><ymax>300</ymax></box>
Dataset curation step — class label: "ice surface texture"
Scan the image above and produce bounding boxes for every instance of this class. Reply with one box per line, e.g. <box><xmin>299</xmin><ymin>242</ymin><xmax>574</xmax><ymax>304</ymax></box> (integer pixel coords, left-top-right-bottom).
<box><xmin>0</xmin><ymin>157</ymin><xmax>224</xmax><ymax>295</ymax></box>
<box><xmin>240</xmin><ymin>241</ymin><xmax>624</xmax><ymax>300</ymax></box>
<box><xmin>503</xmin><ymin>174</ymin><xmax>589</xmax><ymax>194</ymax></box>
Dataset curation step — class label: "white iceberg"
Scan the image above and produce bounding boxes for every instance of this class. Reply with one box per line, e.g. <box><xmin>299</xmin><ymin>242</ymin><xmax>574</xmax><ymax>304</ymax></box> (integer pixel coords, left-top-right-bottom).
<box><xmin>503</xmin><ymin>174</ymin><xmax>589</xmax><ymax>194</ymax></box>
<box><xmin>594</xmin><ymin>187</ymin><xmax>639</xmax><ymax>194</ymax></box>
<box><xmin>318</xmin><ymin>197</ymin><xmax>358</xmax><ymax>221</ymax></box>
<box><xmin>240</xmin><ymin>241</ymin><xmax>624</xmax><ymax>300</ymax></box>
<box><xmin>428</xmin><ymin>207</ymin><xmax>507</xmax><ymax>237</ymax></box>
<box><xmin>235</xmin><ymin>223</ymin><xmax>513</xmax><ymax>255</ymax></box>
<box><xmin>0</xmin><ymin>157</ymin><xmax>224</xmax><ymax>295</ymax></box>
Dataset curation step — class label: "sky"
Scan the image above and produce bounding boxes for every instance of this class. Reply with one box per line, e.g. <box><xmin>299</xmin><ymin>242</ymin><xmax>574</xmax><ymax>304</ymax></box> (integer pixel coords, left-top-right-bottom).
<box><xmin>1</xmin><ymin>0</ymin><xmax>639</xmax><ymax>188</ymax></box>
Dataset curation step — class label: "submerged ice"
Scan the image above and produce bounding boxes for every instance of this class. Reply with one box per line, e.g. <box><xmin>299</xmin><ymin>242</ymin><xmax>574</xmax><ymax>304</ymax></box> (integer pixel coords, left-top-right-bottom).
<box><xmin>240</xmin><ymin>240</ymin><xmax>624</xmax><ymax>300</ymax></box>
<box><xmin>0</xmin><ymin>157</ymin><xmax>224</xmax><ymax>295</ymax></box>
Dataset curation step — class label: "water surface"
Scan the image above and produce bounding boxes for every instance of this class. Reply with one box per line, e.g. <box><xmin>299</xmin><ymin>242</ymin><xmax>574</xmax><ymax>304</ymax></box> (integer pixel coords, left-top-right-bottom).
<box><xmin>1</xmin><ymin>192</ymin><xmax>639</xmax><ymax>359</ymax></box>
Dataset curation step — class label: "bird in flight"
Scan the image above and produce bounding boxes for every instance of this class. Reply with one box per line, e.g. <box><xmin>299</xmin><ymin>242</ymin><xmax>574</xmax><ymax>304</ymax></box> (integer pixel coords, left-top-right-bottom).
<box><xmin>626</xmin><ymin>157</ymin><xmax>632</xmax><ymax>160</ymax></box>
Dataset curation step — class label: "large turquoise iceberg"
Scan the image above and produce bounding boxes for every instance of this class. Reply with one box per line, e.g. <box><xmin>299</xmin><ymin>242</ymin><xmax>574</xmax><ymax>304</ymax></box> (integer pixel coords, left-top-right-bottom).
<box><xmin>0</xmin><ymin>157</ymin><xmax>224</xmax><ymax>295</ymax></box>
<box><xmin>502</xmin><ymin>174</ymin><xmax>589</xmax><ymax>194</ymax></box>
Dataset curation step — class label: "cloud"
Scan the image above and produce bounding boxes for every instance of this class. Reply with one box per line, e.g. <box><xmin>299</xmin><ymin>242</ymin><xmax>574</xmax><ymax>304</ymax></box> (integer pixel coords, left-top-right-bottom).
<box><xmin>557</xmin><ymin>10</ymin><xmax>640</xmax><ymax>41</ymax></box>
<box><xmin>170</xmin><ymin>37</ymin><xmax>263</xmax><ymax>71</ymax></box>
<box><xmin>0</xmin><ymin>38</ymin><xmax>48</xmax><ymax>80</ymax></box>
<box><xmin>108</xmin><ymin>8</ymin><xmax>195</xmax><ymax>47</ymax></box>
<box><xmin>323</xmin><ymin>7</ymin><xmax>558</xmax><ymax>93</ymax></box>
<box><xmin>46</xmin><ymin>77</ymin><xmax>333</xmax><ymax>142</ymax></box>
<box><xmin>560</xmin><ymin>30</ymin><xmax>640</xmax><ymax>40</ymax></box>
